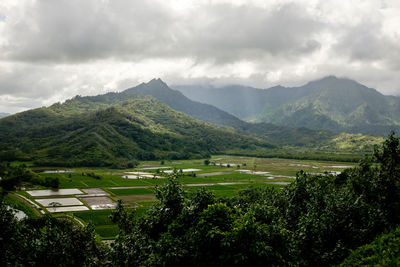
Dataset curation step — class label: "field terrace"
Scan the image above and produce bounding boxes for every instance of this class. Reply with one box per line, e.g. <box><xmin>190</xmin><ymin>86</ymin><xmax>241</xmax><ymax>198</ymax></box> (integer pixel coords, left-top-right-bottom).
<box><xmin>17</xmin><ymin>155</ymin><xmax>356</xmax><ymax>239</ymax></box>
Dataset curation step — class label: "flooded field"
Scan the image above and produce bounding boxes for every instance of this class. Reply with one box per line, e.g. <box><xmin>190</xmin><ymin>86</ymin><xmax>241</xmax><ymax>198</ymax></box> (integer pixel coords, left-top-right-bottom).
<box><xmin>47</xmin><ymin>206</ymin><xmax>89</xmax><ymax>213</ymax></box>
<box><xmin>83</xmin><ymin>196</ymin><xmax>117</xmax><ymax>210</ymax></box>
<box><xmin>27</xmin><ymin>189</ymin><xmax>83</xmax><ymax>197</ymax></box>
<box><xmin>17</xmin><ymin>155</ymin><xmax>357</xmax><ymax>239</ymax></box>
<box><xmin>35</xmin><ymin>197</ymin><xmax>84</xmax><ymax>207</ymax></box>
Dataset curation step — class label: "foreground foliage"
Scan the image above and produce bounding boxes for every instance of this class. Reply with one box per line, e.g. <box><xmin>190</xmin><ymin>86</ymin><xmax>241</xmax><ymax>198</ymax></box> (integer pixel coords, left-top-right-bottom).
<box><xmin>0</xmin><ymin>201</ymin><xmax>107</xmax><ymax>266</ymax></box>
<box><xmin>0</xmin><ymin>163</ymin><xmax>59</xmax><ymax>191</ymax></box>
<box><xmin>340</xmin><ymin>225</ymin><xmax>400</xmax><ymax>266</ymax></box>
<box><xmin>109</xmin><ymin>133</ymin><xmax>400</xmax><ymax>266</ymax></box>
<box><xmin>1</xmin><ymin>133</ymin><xmax>400</xmax><ymax>266</ymax></box>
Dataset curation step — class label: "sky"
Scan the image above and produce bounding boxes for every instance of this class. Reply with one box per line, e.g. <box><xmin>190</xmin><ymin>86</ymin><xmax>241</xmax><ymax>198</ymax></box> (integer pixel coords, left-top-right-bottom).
<box><xmin>1</xmin><ymin>0</ymin><xmax>400</xmax><ymax>113</ymax></box>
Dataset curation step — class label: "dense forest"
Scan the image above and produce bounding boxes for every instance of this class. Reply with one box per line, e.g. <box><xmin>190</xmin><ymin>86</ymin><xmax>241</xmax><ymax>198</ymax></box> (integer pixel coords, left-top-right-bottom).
<box><xmin>1</xmin><ymin>133</ymin><xmax>400</xmax><ymax>266</ymax></box>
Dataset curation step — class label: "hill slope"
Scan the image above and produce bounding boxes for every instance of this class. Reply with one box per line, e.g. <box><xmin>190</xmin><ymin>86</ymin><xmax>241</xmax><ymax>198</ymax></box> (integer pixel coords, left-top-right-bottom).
<box><xmin>0</xmin><ymin>97</ymin><xmax>273</xmax><ymax>166</ymax></box>
<box><xmin>72</xmin><ymin>78</ymin><xmax>245</xmax><ymax>129</ymax></box>
<box><xmin>174</xmin><ymin>76</ymin><xmax>400</xmax><ymax>135</ymax></box>
<box><xmin>47</xmin><ymin>78</ymin><xmax>343</xmax><ymax>146</ymax></box>
<box><xmin>0</xmin><ymin>79</ymin><xmax>383</xmax><ymax>166</ymax></box>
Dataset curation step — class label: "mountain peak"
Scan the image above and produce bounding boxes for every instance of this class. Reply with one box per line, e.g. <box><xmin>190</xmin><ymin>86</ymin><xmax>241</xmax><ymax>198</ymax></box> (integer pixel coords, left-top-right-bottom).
<box><xmin>305</xmin><ymin>75</ymin><xmax>365</xmax><ymax>89</ymax></box>
<box><xmin>147</xmin><ymin>78</ymin><xmax>167</xmax><ymax>87</ymax></box>
<box><xmin>124</xmin><ymin>78</ymin><xmax>171</xmax><ymax>95</ymax></box>
<box><xmin>310</xmin><ymin>75</ymin><xmax>344</xmax><ymax>85</ymax></box>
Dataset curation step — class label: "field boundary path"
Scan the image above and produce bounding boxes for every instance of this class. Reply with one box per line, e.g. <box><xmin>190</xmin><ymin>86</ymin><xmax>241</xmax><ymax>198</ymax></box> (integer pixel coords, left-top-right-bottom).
<box><xmin>108</xmin><ymin>182</ymin><xmax>250</xmax><ymax>190</ymax></box>
<box><xmin>12</xmin><ymin>193</ymin><xmax>42</xmax><ymax>217</ymax></box>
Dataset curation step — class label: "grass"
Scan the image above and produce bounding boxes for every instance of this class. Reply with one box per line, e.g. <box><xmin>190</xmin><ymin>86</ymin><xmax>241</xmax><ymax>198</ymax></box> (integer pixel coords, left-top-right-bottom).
<box><xmin>73</xmin><ymin>210</ymin><xmax>118</xmax><ymax>238</ymax></box>
<box><xmin>72</xmin><ymin>203</ymin><xmax>155</xmax><ymax>238</ymax></box>
<box><xmin>95</xmin><ymin>225</ymin><xmax>119</xmax><ymax>239</ymax></box>
<box><xmin>134</xmin><ymin>201</ymin><xmax>156</xmax><ymax>217</ymax></box>
<box><xmin>4</xmin><ymin>194</ymin><xmax>39</xmax><ymax>218</ymax></box>
<box><xmin>39</xmin><ymin>172</ymin><xmax>166</xmax><ymax>188</ymax></box>
<box><xmin>109</xmin><ymin>188</ymin><xmax>155</xmax><ymax>196</ymax></box>
<box><xmin>74</xmin><ymin>209</ymin><xmax>114</xmax><ymax>225</ymax></box>
<box><xmin>185</xmin><ymin>183</ymin><xmax>274</xmax><ymax>198</ymax></box>
<box><xmin>26</xmin><ymin>155</ymin><xmax>358</xmax><ymax>239</ymax></box>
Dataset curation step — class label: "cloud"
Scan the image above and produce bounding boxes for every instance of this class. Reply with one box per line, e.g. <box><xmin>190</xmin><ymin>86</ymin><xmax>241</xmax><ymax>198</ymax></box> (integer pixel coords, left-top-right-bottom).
<box><xmin>1</xmin><ymin>0</ymin><xmax>176</xmax><ymax>62</ymax></box>
<box><xmin>0</xmin><ymin>0</ymin><xmax>400</xmax><ymax>113</ymax></box>
<box><xmin>1</xmin><ymin>0</ymin><xmax>323</xmax><ymax>64</ymax></box>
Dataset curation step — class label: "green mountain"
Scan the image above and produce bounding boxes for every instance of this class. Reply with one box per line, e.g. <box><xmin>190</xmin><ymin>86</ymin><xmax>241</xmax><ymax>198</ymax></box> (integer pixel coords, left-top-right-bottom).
<box><xmin>0</xmin><ymin>78</ymin><xmax>383</xmax><ymax>166</ymax></box>
<box><xmin>49</xmin><ymin>78</ymin><xmax>341</xmax><ymax>146</ymax></box>
<box><xmin>68</xmin><ymin>78</ymin><xmax>245</xmax><ymax>128</ymax></box>
<box><xmin>0</xmin><ymin>96</ymin><xmax>273</xmax><ymax>166</ymax></box>
<box><xmin>174</xmin><ymin>76</ymin><xmax>400</xmax><ymax>136</ymax></box>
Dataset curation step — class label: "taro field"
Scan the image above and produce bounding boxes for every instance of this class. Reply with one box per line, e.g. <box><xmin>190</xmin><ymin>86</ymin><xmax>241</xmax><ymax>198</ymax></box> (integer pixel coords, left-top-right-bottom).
<box><xmin>13</xmin><ymin>155</ymin><xmax>356</xmax><ymax>239</ymax></box>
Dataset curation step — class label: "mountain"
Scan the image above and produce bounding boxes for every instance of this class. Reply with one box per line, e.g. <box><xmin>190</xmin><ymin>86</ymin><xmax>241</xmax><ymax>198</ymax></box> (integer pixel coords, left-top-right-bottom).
<box><xmin>48</xmin><ymin>78</ymin><xmax>340</xmax><ymax>146</ymax></box>
<box><xmin>0</xmin><ymin>78</ymin><xmax>383</xmax><ymax>166</ymax></box>
<box><xmin>173</xmin><ymin>84</ymin><xmax>269</xmax><ymax>120</ymax></box>
<box><xmin>174</xmin><ymin>76</ymin><xmax>400</xmax><ymax>136</ymax></box>
<box><xmin>0</xmin><ymin>96</ymin><xmax>273</xmax><ymax>166</ymax></box>
<box><xmin>74</xmin><ymin>78</ymin><xmax>245</xmax><ymax>129</ymax></box>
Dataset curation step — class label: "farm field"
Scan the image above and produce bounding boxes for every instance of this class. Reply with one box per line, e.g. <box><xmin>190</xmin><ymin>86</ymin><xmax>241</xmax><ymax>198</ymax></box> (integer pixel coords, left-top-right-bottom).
<box><xmin>15</xmin><ymin>155</ymin><xmax>356</xmax><ymax>239</ymax></box>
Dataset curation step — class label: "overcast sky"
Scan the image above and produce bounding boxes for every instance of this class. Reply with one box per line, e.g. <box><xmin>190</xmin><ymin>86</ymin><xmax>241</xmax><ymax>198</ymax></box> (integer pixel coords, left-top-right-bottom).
<box><xmin>1</xmin><ymin>0</ymin><xmax>400</xmax><ymax>113</ymax></box>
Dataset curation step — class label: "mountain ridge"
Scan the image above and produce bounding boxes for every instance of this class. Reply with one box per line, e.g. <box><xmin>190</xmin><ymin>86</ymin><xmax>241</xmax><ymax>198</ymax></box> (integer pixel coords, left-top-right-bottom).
<box><xmin>0</xmin><ymin>96</ymin><xmax>273</xmax><ymax>166</ymax></box>
<box><xmin>0</xmin><ymin>78</ymin><xmax>384</xmax><ymax>165</ymax></box>
<box><xmin>46</xmin><ymin>78</ymin><xmax>341</xmax><ymax>146</ymax></box>
<box><xmin>174</xmin><ymin>76</ymin><xmax>400</xmax><ymax>135</ymax></box>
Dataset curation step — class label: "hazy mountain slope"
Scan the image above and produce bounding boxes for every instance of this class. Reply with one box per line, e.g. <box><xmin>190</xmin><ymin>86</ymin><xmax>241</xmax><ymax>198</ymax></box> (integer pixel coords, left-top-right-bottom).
<box><xmin>45</xmin><ymin>79</ymin><xmax>339</xmax><ymax>146</ymax></box>
<box><xmin>261</xmin><ymin>77</ymin><xmax>400</xmax><ymax>135</ymax></box>
<box><xmin>0</xmin><ymin>97</ymin><xmax>273</xmax><ymax>166</ymax></box>
<box><xmin>173</xmin><ymin>84</ymin><xmax>270</xmax><ymax>119</ymax></box>
<box><xmin>75</xmin><ymin>78</ymin><xmax>246</xmax><ymax>129</ymax></box>
<box><xmin>0</xmin><ymin>113</ymin><xmax>10</xmax><ymax>118</ymax></box>
<box><xmin>175</xmin><ymin>76</ymin><xmax>400</xmax><ymax>135</ymax></box>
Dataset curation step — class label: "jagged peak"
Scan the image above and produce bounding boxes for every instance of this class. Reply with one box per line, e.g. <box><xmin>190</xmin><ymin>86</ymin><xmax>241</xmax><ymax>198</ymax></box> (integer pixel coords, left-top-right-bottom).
<box><xmin>146</xmin><ymin>78</ymin><xmax>168</xmax><ymax>87</ymax></box>
<box><xmin>123</xmin><ymin>78</ymin><xmax>171</xmax><ymax>94</ymax></box>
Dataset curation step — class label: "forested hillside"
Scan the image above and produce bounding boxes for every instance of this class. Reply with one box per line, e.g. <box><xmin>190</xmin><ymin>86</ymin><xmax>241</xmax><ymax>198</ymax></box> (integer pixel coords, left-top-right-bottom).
<box><xmin>0</xmin><ymin>79</ymin><xmax>384</xmax><ymax>166</ymax></box>
<box><xmin>175</xmin><ymin>76</ymin><xmax>400</xmax><ymax>135</ymax></box>
<box><xmin>65</xmin><ymin>78</ymin><xmax>381</xmax><ymax>148</ymax></box>
<box><xmin>0</xmin><ymin>97</ymin><xmax>272</xmax><ymax>166</ymax></box>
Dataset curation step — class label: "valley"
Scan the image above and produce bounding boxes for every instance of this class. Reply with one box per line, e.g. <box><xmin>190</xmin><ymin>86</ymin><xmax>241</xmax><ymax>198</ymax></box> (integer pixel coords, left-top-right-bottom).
<box><xmin>0</xmin><ymin>77</ymin><xmax>397</xmax><ymax>265</ymax></box>
<box><xmin>0</xmin><ymin>78</ymin><xmax>385</xmax><ymax>242</ymax></box>
<box><xmin>7</xmin><ymin>155</ymin><xmax>356</xmax><ymax>239</ymax></box>
<box><xmin>2</xmin><ymin>1</ymin><xmax>400</xmax><ymax>264</ymax></box>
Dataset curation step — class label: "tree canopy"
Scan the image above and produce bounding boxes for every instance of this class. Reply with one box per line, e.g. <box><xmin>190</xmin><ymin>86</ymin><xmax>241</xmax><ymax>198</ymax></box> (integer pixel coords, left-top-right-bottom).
<box><xmin>2</xmin><ymin>133</ymin><xmax>400</xmax><ymax>266</ymax></box>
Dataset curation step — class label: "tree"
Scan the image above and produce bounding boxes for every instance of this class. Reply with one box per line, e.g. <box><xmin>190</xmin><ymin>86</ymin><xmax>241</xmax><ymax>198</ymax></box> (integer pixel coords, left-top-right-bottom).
<box><xmin>0</xmin><ymin>198</ymin><xmax>107</xmax><ymax>266</ymax></box>
<box><xmin>374</xmin><ymin>131</ymin><xmax>400</xmax><ymax>180</ymax></box>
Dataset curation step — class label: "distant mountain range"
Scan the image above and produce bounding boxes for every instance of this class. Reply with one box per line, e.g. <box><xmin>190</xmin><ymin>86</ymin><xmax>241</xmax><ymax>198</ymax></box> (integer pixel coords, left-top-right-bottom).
<box><xmin>54</xmin><ymin>78</ymin><xmax>342</xmax><ymax>146</ymax></box>
<box><xmin>0</xmin><ymin>78</ymin><xmax>383</xmax><ymax>166</ymax></box>
<box><xmin>174</xmin><ymin>76</ymin><xmax>400</xmax><ymax>136</ymax></box>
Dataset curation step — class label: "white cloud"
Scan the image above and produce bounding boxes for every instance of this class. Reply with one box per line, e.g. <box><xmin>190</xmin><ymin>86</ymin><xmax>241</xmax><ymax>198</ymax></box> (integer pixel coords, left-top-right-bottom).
<box><xmin>0</xmin><ymin>0</ymin><xmax>400</xmax><ymax>113</ymax></box>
